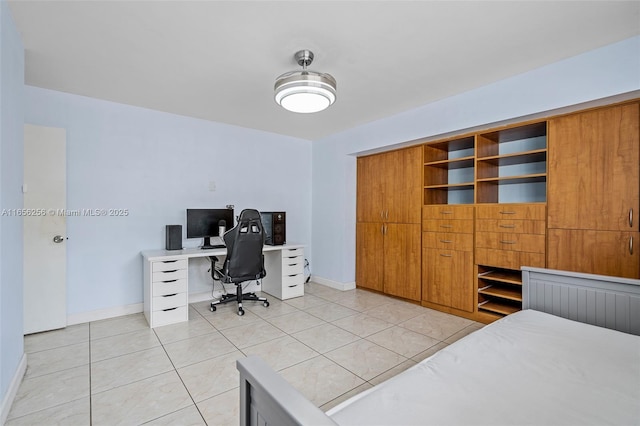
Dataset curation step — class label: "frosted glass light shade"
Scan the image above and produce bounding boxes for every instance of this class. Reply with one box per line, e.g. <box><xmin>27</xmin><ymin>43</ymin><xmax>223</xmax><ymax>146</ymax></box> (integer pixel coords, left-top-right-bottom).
<box><xmin>274</xmin><ymin>70</ymin><xmax>337</xmax><ymax>113</ymax></box>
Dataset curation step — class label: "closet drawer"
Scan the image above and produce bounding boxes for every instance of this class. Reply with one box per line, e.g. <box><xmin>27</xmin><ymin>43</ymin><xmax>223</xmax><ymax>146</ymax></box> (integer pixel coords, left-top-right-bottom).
<box><xmin>476</xmin><ymin>204</ymin><xmax>546</xmax><ymax>220</ymax></box>
<box><xmin>476</xmin><ymin>232</ymin><xmax>545</xmax><ymax>253</ymax></box>
<box><xmin>423</xmin><ymin>205</ymin><xmax>474</xmax><ymax>220</ymax></box>
<box><xmin>422</xmin><ymin>232</ymin><xmax>473</xmax><ymax>251</ymax></box>
<box><xmin>152</xmin><ymin>259</ymin><xmax>187</xmax><ymax>272</ymax></box>
<box><xmin>476</xmin><ymin>219</ymin><xmax>546</xmax><ymax>234</ymax></box>
<box><xmin>153</xmin><ymin>292</ymin><xmax>187</xmax><ymax>311</ymax></box>
<box><xmin>152</xmin><ymin>278</ymin><xmax>187</xmax><ymax>296</ymax></box>
<box><xmin>422</xmin><ymin>219</ymin><xmax>474</xmax><ymax>234</ymax></box>
<box><xmin>476</xmin><ymin>248</ymin><xmax>545</xmax><ymax>270</ymax></box>
<box><xmin>152</xmin><ymin>269</ymin><xmax>187</xmax><ymax>283</ymax></box>
<box><xmin>153</xmin><ymin>305</ymin><xmax>188</xmax><ymax>328</ymax></box>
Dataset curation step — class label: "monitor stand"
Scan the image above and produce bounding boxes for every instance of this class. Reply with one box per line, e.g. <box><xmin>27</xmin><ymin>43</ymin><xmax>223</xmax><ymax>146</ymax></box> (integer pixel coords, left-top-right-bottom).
<box><xmin>201</xmin><ymin>237</ymin><xmax>215</xmax><ymax>250</ymax></box>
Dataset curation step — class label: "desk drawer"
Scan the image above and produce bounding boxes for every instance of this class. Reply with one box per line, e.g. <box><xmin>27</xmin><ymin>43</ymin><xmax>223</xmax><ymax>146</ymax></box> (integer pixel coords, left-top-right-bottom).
<box><xmin>282</xmin><ymin>247</ymin><xmax>304</xmax><ymax>258</ymax></box>
<box><xmin>282</xmin><ymin>280</ymin><xmax>304</xmax><ymax>299</ymax></box>
<box><xmin>153</xmin><ymin>305</ymin><xmax>188</xmax><ymax>328</ymax></box>
<box><xmin>283</xmin><ymin>261</ymin><xmax>304</xmax><ymax>276</ymax></box>
<box><xmin>152</xmin><ymin>278</ymin><xmax>187</xmax><ymax>296</ymax></box>
<box><xmin>153</xmin><ymin>292</ymin><xmax>187</xmax><ymax>311</ymax></box>
<box><xmin>152</xmin><ymin>259</ymin><xmax>187</xmax><ymax>272</ymax></box>
<box><xmin>152</xmin><ymin>269</ymin><xmax>187</xmax><ymax>283</ymax></box>
<box><xmin>476</xmin><ymin>204</ymin><xmax>545</xmax><ymax>220</ymax></box>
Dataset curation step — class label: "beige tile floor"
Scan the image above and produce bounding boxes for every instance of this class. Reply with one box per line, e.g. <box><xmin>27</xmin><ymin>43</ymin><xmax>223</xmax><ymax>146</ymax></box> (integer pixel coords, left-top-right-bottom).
<box><xmin>7</xmin><ymin>283</ymin><xmax>484</xmax><ymax>426</ymax></box>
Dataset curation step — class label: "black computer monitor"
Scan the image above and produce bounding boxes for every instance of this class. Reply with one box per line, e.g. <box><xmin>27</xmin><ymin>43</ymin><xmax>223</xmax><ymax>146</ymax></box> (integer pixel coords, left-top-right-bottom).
<box><xmin>186</xmin><ymin>208</ymin><xmax>235</xmax><ymax>249</ymax></box>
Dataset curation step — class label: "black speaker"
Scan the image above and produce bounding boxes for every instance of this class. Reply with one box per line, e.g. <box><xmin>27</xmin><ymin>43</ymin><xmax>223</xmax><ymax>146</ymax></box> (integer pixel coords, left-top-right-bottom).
<box><xmin>165</xmin><ymin>225</ymin><xmax>182</xmax><ymax>250</ymax></box>
<box><xmin>260</xmin><ymin>212</ymin><xmax>286</xmax><ymax>245</ymax></box>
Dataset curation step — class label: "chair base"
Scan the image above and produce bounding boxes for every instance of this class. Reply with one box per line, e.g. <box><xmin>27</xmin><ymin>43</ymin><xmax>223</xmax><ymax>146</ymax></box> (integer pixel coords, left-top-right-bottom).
<box><xmin>210</xmin><ymin>286</ymin><xmax>269</xmax><ymax>316</ymax></box>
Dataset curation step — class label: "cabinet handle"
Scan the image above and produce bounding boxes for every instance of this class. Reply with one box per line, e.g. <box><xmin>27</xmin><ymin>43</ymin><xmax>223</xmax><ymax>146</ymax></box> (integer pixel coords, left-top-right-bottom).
<box><xmin>440</xmin><ymin>211</ymin><xmax>453</xmax><ymax>215</ymax></box>
<box><xmin>162</xmin><ymin>307</ymin><xmax>177</xmax><ymax>312</ymax></box>
<box><xmin>630</xmin><ymin>236</ymin><xmax>634</xmax><ymax>255</ymax></box>
<box><xmin>439</xmin><ymin>225</ymin><xmax>453</xmax><ymax>229</ymax></box>
<box><xmin>161</xmin><ymin>279</ymin><xmax>177</xmax><ymax>283</ymax></box>
<box><xmin>162</xmin><ymin>260</ymin><xmax>178</xmax><ymax>263</ymax></box>
<box><xmin>499</xmin><ymin>224</ymin><xmax>516</xmax><ymax>229</ymax></box>
<box><xmin>381</xmin><ymin>225</ymin><xmax>384</xmax><ymax>235</ymax></box>
<box><xmin>162</xmin><ymin>270</ymin><xmax>178</xmax><ymax>273</ymax></box>
<box><xmin>500</xmin><ymin>240</ymin><xmax>516</xmax><ymax>244</ymax></box>
<box><xmin>384</xmin><ymin>224</ymin><xmax>387</xmax><ymax>234</ymax></box>
<box><xmin>288</xmin><ymin>284</ymin><xmax>298</xmax><ymax>288</ymax></box>
<box><xmin>385</xmin><ymin>210</ymin><xmax>389</xmax><ymax>220</ymax></box>
<box><xmin>439</xmin><ymin>253</ymin><xmax>452</xmax><ymax>257</ymax></box>
<box><xmin>499</xmin><ymin>211</ymin><xmax>516</xmax><ymax>215</ymax></box>
<box><xmin>162</xmin><ymin>293</ymin><xmax>178</xmax><ymax>297</ymax></box>
<box><xmin>440</xmin><ymin>240</ymin><xmax>452</xmax><ymax>243</ymax></box>
<box><xmin>380</xmin><ymin>210</ymin><xmax>384</xmax><ymax>220</ymax></box>
<box><xmin>630</xmin><ymin>208</ymin><xmax>634</xmax><ymax>228</ymax></box>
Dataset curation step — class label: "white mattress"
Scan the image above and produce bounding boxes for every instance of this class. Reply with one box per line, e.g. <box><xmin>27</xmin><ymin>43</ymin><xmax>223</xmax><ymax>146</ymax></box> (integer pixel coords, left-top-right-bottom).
<box><xmin>327</xmin><ymin>310</ymin><xmax>640</xmax><ymax>425</ymax></box>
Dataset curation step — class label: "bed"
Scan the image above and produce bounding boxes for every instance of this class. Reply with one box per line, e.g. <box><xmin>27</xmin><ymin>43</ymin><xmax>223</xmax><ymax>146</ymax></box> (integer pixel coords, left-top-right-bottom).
<box><xmin>236</xmin><ymin>267</ymin><xmax>640</xmax><ymax>426</ymax></box>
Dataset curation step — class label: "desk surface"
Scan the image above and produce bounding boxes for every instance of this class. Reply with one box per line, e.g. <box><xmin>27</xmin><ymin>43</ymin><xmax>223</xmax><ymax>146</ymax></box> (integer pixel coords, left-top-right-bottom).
<box><xmin>141</xmin><ymin>243</ymin><xmax>304</xmax><ymax>261</ymax></box>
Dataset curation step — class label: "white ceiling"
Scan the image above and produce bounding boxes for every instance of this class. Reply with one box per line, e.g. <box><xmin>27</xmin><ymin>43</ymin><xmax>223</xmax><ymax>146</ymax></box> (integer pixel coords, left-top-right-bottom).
<box><xmin>8</xmin><ymin>1</ymin><xmax>640</xmax><ymax>140</ymax></box>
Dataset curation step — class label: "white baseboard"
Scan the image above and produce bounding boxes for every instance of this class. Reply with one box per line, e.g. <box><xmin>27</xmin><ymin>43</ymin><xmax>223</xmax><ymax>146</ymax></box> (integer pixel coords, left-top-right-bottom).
<box><xmin>309</xmin><ymin>276</ymin><xmax>356</xmax><ymax>291</ymax></box>
<box><xmin>1</xmin><ymin>353</ymin><xmax>27</xmax><ymax>424</ymax></box>
<box><xmin>67</xmin><ymin>302</ymin><xmax>143</xmax><ymax>326</ymax></box>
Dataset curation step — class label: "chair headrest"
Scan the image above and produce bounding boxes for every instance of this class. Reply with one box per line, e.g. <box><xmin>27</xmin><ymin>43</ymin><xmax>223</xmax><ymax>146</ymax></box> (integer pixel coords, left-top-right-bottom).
<box><xmin>238</xmin><ymin>209</ymin><xmax>261</xmax><ymax>222</ymax></box>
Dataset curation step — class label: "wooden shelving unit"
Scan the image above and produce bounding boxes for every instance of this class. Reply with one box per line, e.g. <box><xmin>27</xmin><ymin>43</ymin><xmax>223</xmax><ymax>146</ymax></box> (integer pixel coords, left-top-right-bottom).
<box><xmin>477</xmin><ymin>266</ymin><xmax>523</xmax><ymax>317</ymax></box>
<box><xmin>423</xmin><ymin>136</ymin><xmax>475</xmax><ymax>205</ymax></box>
<box><xmin>476</xmin><ymin>122</ymin><xmax>547</xmax><ymax>204</ymax></box>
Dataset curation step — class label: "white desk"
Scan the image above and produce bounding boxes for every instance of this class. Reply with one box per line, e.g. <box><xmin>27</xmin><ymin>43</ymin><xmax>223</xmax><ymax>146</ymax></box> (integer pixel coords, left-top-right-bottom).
<box><xmin>141</xmin><ymin>244</ymin><xmax>305</xmax><ymax>328</ymax></box>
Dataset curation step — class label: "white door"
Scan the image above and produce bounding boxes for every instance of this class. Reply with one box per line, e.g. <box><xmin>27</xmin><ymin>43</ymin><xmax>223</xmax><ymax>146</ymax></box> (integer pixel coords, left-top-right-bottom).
<box><xmin>23</xmin><ymin>124</ymin><xmax>67</xmax><ymax>334</ymax></box>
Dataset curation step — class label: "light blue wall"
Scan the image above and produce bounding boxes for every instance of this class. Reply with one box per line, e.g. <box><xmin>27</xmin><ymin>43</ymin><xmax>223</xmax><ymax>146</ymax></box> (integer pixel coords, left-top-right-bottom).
<box><xmin>25</xmin><ymin>87</ymin><xmax>312</xmax><ymax>315</ymax></box>
<box><xmin>0</xmin><ymin>0</ymin><xmax>24</xmax><ymax>404</ymax></box>
<box><xmin>311</xmin><ymin>35</ymin><xmax>640</xmax><ymax>284</ymax></box>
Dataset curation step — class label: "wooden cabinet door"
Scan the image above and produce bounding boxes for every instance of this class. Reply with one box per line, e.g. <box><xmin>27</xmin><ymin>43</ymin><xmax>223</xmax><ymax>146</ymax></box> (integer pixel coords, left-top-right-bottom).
<box><xmin>548</xmin><ymin>103</ymin><xmax>639</xmax><ymax>231</ymax></box>
<box><xmin>386</xmin><ymin>146</ymin><xmax>422</xmax><ymax>224</ymax></box>
<box><xmin>356</xmin><ymin>223</ymin><xmax>384</xmax><ymax>291</ymax></box>
<box><xmin>422</xmin><ymin>249</ymin><xmax>473</xmax><ymax>312</ymax></box>
<box><xmin>383</xmin><ymin>223</ymin><xmax>421</xmax><ymax>301</ymax></box>
<box><xmin>548</xmin><ymin>229</ymin><xmax>640</xmax><ymax>279</ymax></box>
<box><xmin>356</xmin><ymin>154</ymin><xmax>384</xmax><ymax>223</ymax></box>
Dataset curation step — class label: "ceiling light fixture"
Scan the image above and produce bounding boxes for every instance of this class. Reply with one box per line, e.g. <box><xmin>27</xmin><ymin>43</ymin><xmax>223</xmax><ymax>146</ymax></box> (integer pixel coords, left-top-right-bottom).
<box><xmin>274</xmin><ymin>50</ymin><xmax>337</xmax><ymax>114</ymax></box>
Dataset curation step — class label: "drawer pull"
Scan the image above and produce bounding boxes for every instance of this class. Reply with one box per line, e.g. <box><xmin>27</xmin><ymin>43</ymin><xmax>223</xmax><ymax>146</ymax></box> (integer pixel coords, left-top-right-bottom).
<box><xmin>499</xmin><ymin>211</ymin><xmax>516</xmax><ymax>215</ymax></box>
<box><xmin>499</xmin><ymin>224</ymin><xmax>516</xmax><ymax>229</ymax></box>
<box><xmin>162</xmin><ymin>260</ymin><xmax>178</xmax><ymax>263</ymax></box>
<box><xmin>440</xmin><ymin>240</ymin><xmax>452</xmax><ymax>243</ymax></box>
<box><xmin>161</xmin><ymin>279</ymin><xmax>177</xmax><ymax>283</ymax></box>
<box><xmin>162</xmin><ymin>293</ymin><xmax>178</xmax><ymax>297</ymax></box>
<box><xmin>439</xmin><ymin>253</ymin><xmax>452</xmax><ymax>257</ymax></box>
<box><xmin>440</xmin><ymin>211</ymin><xmax>453</xmax><ymax>215</ymax></box>
<box><xmin>500</xmin><ymin>240</ymin><xmax>516</xmax><ymax>244</ymax></box>
<box><xmin>162</xmin><ymin>307</ymin><xmax>177</xmax><ymax>312</ymax></box>
<box><xmin>630</xmin><ymin>236</ymin><xmax>634</xmax><ymax>255</ymax></box>
<box><xmin>288</xmin><ymin>285</ymin><xmax>298</xmax><ymax>288</ymax></box>
<box><xmin>288</xmin><ymin>274</ymin><xmax>298</xmax><ymax>277</ymax></box>
<box><xmin>161</xmin><ymin>270</ymin><xmax>178</xmax><ymax>274</ymax></box>
<box><xmin>439</xmin><ymin>225</ymin><xmax>453</xmax><ymax>229</ymax></box>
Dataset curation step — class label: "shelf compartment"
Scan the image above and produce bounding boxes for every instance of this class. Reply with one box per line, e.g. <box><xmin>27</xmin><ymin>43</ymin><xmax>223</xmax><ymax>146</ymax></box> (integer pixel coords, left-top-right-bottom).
<box><xmin>478</xmin><ymin>284</ymin><xmax>522</xmax><ymax>301</ymax></box>
<box><xmin>425</xmin><ymin>156</ymin><xmax>475</xmax><ymax>170</ymax></box>
<box><xmin>477</xmin><ymin>149</ymin><xmax>547</xmax><ymax>167</ymax></box>
<box><xmin>478</xmin><ymin>300</ymin><xmax>521</xmax><ymax>316</ymax></box>
<box><xmin>424</xmin><ymin>182</ymin><xmax>475</xmax><ymax>190</ymax></box>
<box><xmin>477</xmin><ymin>269</ymin><xmax>522</xmax><ymax>285</ymax></box>
<box><xmin>476</xmin><ymin>173</ymin><xmax>546</xmax><ymax>185</ymax></box>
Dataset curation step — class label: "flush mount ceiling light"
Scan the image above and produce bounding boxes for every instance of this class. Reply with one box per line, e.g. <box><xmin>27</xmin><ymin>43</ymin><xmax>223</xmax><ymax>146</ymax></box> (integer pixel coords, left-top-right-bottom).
<box><xmin>274</xmin><ymin>50</ymin><xmax>337</xmax><ymax>114</ymax></box>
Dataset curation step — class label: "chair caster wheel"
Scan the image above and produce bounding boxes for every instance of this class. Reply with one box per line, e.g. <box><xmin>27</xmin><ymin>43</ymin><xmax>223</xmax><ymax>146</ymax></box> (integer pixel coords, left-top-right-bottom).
<box><xmin>238</xmin><ymin>308</ymin><xmax>245</xmax><ymax>316</ymax></box>
<box><xmin>263</xmin><ymin>301</ymin><xmax>270</xmax><ymax>307</ymax></box>
<box><xmin>210</xmin><ymin>305</ymin><xmax>216</xmax><ymax>312</ymax></box>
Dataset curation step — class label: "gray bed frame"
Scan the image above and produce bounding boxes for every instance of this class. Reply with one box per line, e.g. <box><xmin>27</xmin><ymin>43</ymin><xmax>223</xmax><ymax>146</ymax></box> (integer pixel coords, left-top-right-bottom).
<box><xmin>237</xmin><ymin>267</ymin><xmax>640</xmax><ymax>426</ymax></box>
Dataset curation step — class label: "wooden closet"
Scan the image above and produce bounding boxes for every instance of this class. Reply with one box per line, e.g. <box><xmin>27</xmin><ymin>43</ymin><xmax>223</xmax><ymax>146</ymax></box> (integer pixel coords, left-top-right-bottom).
<box><xmin>356</xmin><ymin>146</ymin><xmax>422</xmax><ymax>301</ymax></box>
<box><xmin>547</xmin><ymin>102</ymin><xmax>640</xmax><ymax>278</ymax></box>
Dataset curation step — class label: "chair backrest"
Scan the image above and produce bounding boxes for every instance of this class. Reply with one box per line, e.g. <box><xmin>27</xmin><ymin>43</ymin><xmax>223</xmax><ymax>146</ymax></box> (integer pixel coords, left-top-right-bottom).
<box><xmin>223</xmin><ymin>209</ymin><xmax>266</xmax><ymax>283</ymax></box>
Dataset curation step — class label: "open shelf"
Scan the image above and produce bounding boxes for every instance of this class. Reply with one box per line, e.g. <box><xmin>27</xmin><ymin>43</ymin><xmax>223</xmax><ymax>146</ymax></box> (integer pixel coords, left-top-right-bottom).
<box><xmin>476</xmin><ymin>173</ymin><xmax>546</xmax><ymax>185</ymax></box>
<box><xmin>478</xmin><ymin>300</ymin><xmax>521</xmax><ymax>316</ymax></box>
<box><xmin>477</xmin><ymin>149</ymin><xmax>547</xmax><ymax>167</ymax></box>
<box><xmin>478</xmin><ymin>269</ymin><xmax>522</xmax><ymax>285</ymax></box>
<box><xmin>478</xmin><ymin>284</ymin><xmax>522</xmax><ymax>301</ymax></box>
<box><xmin>425</xmin><ymin>156</ymin><xmax>475</xmax><ymax>170</ymax></box>
<box><xmin>425</xmin><ymin>182</ymin><xmax>475</xmax><ymax>190</ymax></box>
<box><xmin>423</xmin><ymin>136</ymin><xmax>475</xmax><ymax>206</ymax></box>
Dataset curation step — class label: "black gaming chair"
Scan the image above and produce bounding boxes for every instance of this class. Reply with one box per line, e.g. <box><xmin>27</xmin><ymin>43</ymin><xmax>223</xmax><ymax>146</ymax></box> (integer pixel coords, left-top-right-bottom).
<box><xmin>209</xmin><ymin>209</ymin><xmax>269</xmax><ymax>316</ymax></box>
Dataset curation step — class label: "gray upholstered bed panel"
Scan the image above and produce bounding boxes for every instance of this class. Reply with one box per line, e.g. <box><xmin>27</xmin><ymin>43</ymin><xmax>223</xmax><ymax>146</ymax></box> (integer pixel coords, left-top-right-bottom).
<box><xmin>522</xmin><ymin>267</ymin><xmax>640</xmax><ymax>335</ymax></box>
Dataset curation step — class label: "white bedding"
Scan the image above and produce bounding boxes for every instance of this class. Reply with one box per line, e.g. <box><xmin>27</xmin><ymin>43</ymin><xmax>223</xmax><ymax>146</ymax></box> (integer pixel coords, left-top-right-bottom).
<box><xmin>327</xmin><ymin>310</ymin><xmax>640</xmax><ymax>426</ymax></box>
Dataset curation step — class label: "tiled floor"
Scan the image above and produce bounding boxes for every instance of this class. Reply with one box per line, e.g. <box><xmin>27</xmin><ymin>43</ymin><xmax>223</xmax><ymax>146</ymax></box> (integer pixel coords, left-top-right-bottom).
<box><xmin>7</xmin><ymin>283</ymin><xmax>484</xmax><ymax>425</ymax></box>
